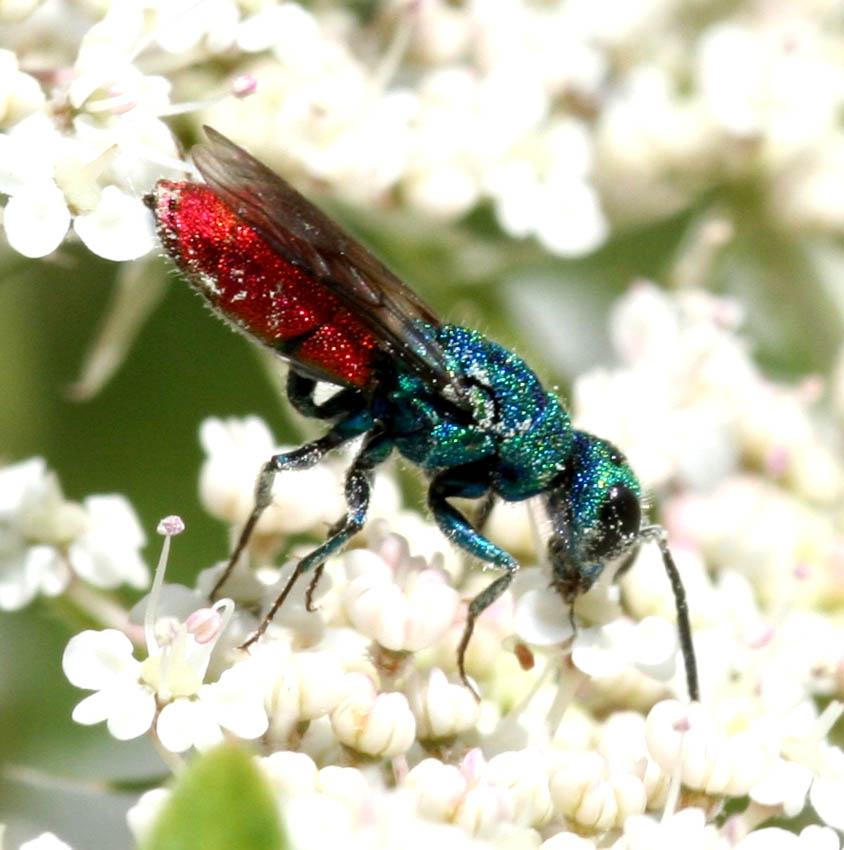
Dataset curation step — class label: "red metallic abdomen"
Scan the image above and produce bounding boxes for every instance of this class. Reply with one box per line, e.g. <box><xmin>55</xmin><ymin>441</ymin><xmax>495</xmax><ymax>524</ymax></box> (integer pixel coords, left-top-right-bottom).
<box><xmin>151</xmin><ymin>181</ymin><xmax>378</xmax><ymax>387</ymax></box>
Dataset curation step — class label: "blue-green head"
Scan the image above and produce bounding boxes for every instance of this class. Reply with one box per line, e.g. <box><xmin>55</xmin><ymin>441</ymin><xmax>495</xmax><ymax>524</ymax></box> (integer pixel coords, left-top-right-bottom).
<box><xmin>543</xmin><ymin>431</ymin><xmax>643</xmax><ymax>601</ymax></box>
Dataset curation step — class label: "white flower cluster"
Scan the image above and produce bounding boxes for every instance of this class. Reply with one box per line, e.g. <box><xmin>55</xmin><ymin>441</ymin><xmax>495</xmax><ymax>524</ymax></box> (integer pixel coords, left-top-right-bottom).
<box><xmin>4</xmin><ymin>284</ymin><xmax>844</xmax><ymax>848</ymax></box>
<box><xmin>578</xmin><ymin>285</ymin><xmax>844</xmax><ymax>837</ymax></box>
<box><xmin>4</xmin><ymin>0</ymin><xmax>844</xmax><ymax>267</ymax></box>
<box><xmin>0</xmin><ymin>456</ymin><xmax>147</xmax><ymax>610</ymax></box>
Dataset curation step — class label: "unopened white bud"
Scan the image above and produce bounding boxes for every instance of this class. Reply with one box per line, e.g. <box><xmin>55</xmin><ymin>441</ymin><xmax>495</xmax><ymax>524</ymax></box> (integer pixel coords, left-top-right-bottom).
<box><xmin>126</xmin><ymin>788</ymin><xmax>171</xmax><ymax>846</ymax></box>
<box><xmin>453</xmin><ymin>782</ymin><xmax>514</xmax><ymax>837</ymax></box>
<box><xmin>260</xmin><ymin>751</ymin><xmax>318</xmax><ymax>796</ymax></box>
<box><xmin>343</xmin><ymin>549</ymin><xmax>459</xmax><ymax>652</ymax></box>
<box><xmin>486</xmin><ymin>750</ymin><xmax>553</xmax><ymax>828</ymax></box>
<box><xmin>406</xmin><ymin>668</ymin><xmax>480</xmax><ymax>740</ymax></box>
<box><xmin>316</xmin><ymin>765</ymin><xmax>370</xmax><ymax>809</ymax></box>
<box><xmin>549</xmin><ymin>750</ymin><xmax>645</xmax><ymax>831</ymax></box>
<box><xmin>646</xmin><ymin>700</ymin><xmax>774</xmax><ymax>796</ymax></box>
<box><xmin>405</xmin><ymin>758</ymin><xmax>467</xmax><ymax>822</ymax></box>
<box><xmin>330</xmin><ymin>673</ymin><xmax>416</xmax><ymax>757</ymax></box>
<box><xmin>540</xmin><ymin>832</ymin><xmax>598</xmax><ymax>850</ymax></box>
<box><xmin>293</xmin><ymin>651</ymin><xmax>345</xmax><ymax>719</ymax></box>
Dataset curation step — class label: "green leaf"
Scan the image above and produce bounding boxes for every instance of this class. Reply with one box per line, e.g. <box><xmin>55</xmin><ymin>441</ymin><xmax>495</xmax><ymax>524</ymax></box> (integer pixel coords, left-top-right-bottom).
<box><xmin>140</xmin><ymin>745</ymin><xmax>288</xmax><ymax>850</ymax></box>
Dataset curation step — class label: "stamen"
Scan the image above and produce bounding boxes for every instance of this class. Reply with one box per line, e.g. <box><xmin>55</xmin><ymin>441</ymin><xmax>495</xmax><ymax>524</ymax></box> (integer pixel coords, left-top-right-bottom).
<box><xmin>157</xmin><ymin>75</ymin><xmax>258</xmax><ymax>117</ymax></box>
<box><xmin>372</xmin><ymin>1</ymin><xmax>418</xmax><ymax>91</ymax></box>
<box><xmin>186</xmin><ymin>599</ymin><xmax>235</xmax><ymax>644</ymax></box>
<box><xmin>661</xmin><ymin>710</ymin><xmax>691</xmax><ymax>822</ymax></box>
<box><xmin>144</xmin><ymin>516</ymin><xmax>186</xmax><ymax>653</ymax></box>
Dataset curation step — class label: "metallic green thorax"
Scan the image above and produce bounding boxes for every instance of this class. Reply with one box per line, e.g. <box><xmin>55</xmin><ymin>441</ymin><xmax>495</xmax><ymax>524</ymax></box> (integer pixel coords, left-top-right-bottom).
<box><xmin>385</xmin><ymin>324</ymin><xmax>573</xmax><ymax>501</ymax></box>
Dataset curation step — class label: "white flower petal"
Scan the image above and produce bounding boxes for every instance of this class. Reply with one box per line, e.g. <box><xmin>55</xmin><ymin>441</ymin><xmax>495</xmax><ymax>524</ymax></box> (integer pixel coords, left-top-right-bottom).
<box><xmin>4</xmin><ymin>179</ymin><xmax>70</xmax><ymax>257</ymax></box>
<box><xmin>491</xmin><ymin>168</ymin><xmax>541</xmax><ymax>238</ymax></box>
<box><xmin>105</xmin><ymin>685</ymin><xmax>157</xmax><ymax>740</ymax></box>
<box><xmin>198</xmin><ymin>416</ymin><xmax>344</xmax><ymax>532</ymax></box>
<box><xmin>72</xmin><ymin>683</ymin><xmax>155</xmax><ymax>740</ymax></box>
<box><xmin>797</xmin><ymin>826</ymin><xmax>841</xmax><ymax>850</ymax></box>
<box><xmin>750</xmin><ymin>758</ymin><xmax>812</xmax><ymax>813</ymax></box>
<box><xmin>344</xmin><ymin>578</ymin><xmax>407</xmax><ymax>649</ymax></box>
<box><xmin>62</xmin><ymin>629</ymin><xmax>140</xmax><ymax>689</ymax></box>
<box><xmin>201</xmin><ymin>663</ymin><xmax>268</xmax><ymax>739</ymax></box>
<box><xmin>630</xmin><ymin>616</ymin><xmax>677</xmax><ymax>681</ymax></box>
<box><xmin>27</xmin><ymin>544</ymin><xmax>70</xmax><ymax>598</ymax></box>
<box><xmin>514</xmin><ymin>587</ymin><xmax>574</xmax><ymax>645</ymax></box>
<box><xmin>810</xmin><ymin>770</ymin><xmax>844</xmax><ymax>831</ymax></box>
<box><xmin>155</xmin><ymin>0</ymin><xmax>238</xmax><ymax>54</ymax></box>
<box><xmin>0</xmin><ymin>543</ymin><xmax>39</xmax><ymax>610</ymax></box>
<box><xmin>260</xmin><ymin>752</ymin><xmax>319</xmax><ymax>797</ymax></box>
<box><xmin>237</xmin><ymin>6</ymin><xmax>289</xmax><ymax>52</ymax></box>
<box><xmin>71</xmin><ymin>690</ymin><xmax>114</xmax><ymax>726</ymax></box>
<box><xmin>281</xmin><ymin>792</ymin><xmax>356</xmax><ymax>850</ymax></box>
<box><xmin>534</xmin><ymin>180</ymin><xmax>608</xmax><ymax>257</ymax></box>
<box><xmin>69</xmin><ymin>494</ymin><xmax>148</xmax><ymax>589</ymax></box>
<box><xmin>156</xmin><ymin>699</ymin><xmax>200</xmax><ymax>753</ymax></box>
<box><xmin>157</xmin><ymin>698</ymin><xmax>223</xmax><ymax>753</ymax></box>
<box><xmin>646</xmin><ymin>700</ymin><xmax>773</xmax><ymax>796</ymax></box>
<box><xmin>0</xmin><ymin>456</ymin><xmax>47</xmax><ymax>512</ymax></box>
<box><xmin>0</xmin><ymin>114</ymin><xmax>61</xmax><ymax>194</ymax></box>
<box><xmin>404</xmin><ymin>165</ymin><xmax>478</xmax><ymax>219</ymax></box>
<box><xmin>73</xmin><ymin>186</ymin><xmax>156</xmax><ymax>261</ymax></box>
<box><xmin>571</xmin><ymin>626</ymin><xmax>626</xmax><ymax>678</ymax></box>
<box><xmin>733</xmin><ymin>827</ymin><xmax>800</xmax><ymax>850</ymax></box>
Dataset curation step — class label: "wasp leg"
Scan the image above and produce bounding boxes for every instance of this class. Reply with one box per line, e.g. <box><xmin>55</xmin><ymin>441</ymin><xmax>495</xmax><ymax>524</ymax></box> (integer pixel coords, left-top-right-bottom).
<box><xmin>241</xmin><ymin>428</ymin><xmax>393</xmax><ymax>648</ymax></box>
<box><xmin>473</xmin><ymin>490</ymin><xmax>498</xmax><ymax>532</ymax></box>
<box><xmin>287</xmin><ymin>371</ymin><xmax>362</xmax><ymax>421</ymax></box>
<box><xmin>210</xmin><ymin>409</ymin><xmax>372</xmax><ymax>601</ymax></box>
<box><xmin>428</xmin><ymin>466</ymin><xmax>518</xmax><ymax>698</ymax></box>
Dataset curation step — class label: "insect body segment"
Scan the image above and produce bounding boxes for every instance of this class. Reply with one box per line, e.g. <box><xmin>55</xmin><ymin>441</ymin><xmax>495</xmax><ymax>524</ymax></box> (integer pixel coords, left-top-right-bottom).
<box><xmin>191</xmin><ymin>127</ymin><xmax>461</xmax><ymax>398</ymax></box>
<box><xmin>146</xmin><ymin>129</ymin><xmax>700</xmax><ymax>704</ymax></box>
<box><xmin>151</xmin><ymin>180</ymin><xmax>380</xmax><ymax>387</ymax></box>
<box><xmin>546</xmin><ymin>432</ymin><xmax>643</xmax><ymax>596</ymax></box>
<box><xmin>387</xmin><ymin>324</ymin><xmax>572</xmax><ymax>496</ymax></box>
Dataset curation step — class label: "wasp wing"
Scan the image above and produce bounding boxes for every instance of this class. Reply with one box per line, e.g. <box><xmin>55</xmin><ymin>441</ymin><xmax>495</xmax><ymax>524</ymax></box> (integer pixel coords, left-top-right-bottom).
<box><xmin>193</xmin><ymin>127</ymin><xmax>466</xmax><ymax>399</ymax></box>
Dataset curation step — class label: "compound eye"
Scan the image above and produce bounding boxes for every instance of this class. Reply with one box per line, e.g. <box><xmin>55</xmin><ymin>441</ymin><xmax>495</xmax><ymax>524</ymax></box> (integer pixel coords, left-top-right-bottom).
<box><xmin>586</xmin><ymin>483</ymin><xmax>641</xmax><ymax>560</ymax></box>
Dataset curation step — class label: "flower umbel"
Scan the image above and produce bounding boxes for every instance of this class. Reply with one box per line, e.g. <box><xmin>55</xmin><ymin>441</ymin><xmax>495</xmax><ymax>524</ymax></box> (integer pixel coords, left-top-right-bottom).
<box><xmin>33</xmin><ymin>282</ymin><xmax>844</xmax><ymax>846</ymax></box>
<box><xmin>5</xmin><ymin>0</ymin><xmax>844</xmax><ymax>836</ymax></box>
<box><xmin>62</xmin><ymin>515</ymin><xmax>267</xmax><ymax>753</ymax></box>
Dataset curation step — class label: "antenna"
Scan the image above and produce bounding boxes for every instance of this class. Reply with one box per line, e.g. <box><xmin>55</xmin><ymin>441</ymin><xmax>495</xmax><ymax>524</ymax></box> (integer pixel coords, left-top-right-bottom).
<box><xmin>640</xmin><ymin>526</ymin><xmax>700</xmax><ymax>702</ymax></box>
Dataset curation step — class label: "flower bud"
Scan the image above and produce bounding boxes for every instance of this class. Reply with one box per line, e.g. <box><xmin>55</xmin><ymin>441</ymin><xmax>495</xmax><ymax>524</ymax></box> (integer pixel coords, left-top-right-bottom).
<box><xmin>646</xmin><ymin>699</ymin><xmax>774</xmax><ymax>796</ymax></box>
<box><xmin>549</xmin><ymin>750</ymin><xmax>645</xmax><ymax>831</ymax></box>
<box><xmin>406</xmin><ymin>668</ymin><xmax>480</xmax><ymax>740</ymax></box>
<box><xmin>343</xmin><ymin>546</ymin><xmax>459</xmax><ymax>652</ymax></box>
<box><xmin>486</xmin><ymin>750</ymin><xmax>553</xmax><ymax>828</ymax></box>
<box><xmin>316</xmin><ymin>765</ymin><xmax>370</xmax><ymax>809</ymax></box>
<box><xmin>405</xmin><ymin>758</ymin><xmax>467</xmax><ymax>821</ymax></box>
<box><xmin>330</xmin><ymin>673</ymin><xmax>416</xmax><ymax>757</ymax></box>
<box><xmin>260</xmin><ymin>751</ymin><xmax>318</xmax><ymax>796</ymax></box>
